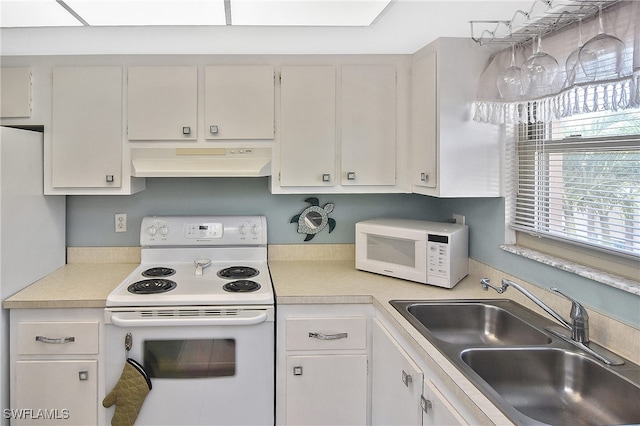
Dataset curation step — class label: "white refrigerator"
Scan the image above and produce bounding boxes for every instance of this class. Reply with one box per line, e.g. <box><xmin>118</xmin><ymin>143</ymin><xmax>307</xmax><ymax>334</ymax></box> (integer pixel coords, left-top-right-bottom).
<box><xmin>0</xmin><ymin>126</ymin><xmax>66</xmax><ymax>415</ymax></box>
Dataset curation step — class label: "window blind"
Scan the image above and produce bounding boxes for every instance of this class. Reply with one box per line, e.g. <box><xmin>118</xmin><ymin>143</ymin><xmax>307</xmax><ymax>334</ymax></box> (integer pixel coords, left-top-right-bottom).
<box><xmin>513</xmin><ymin>103</ymin><xmax>640</xmax><ymax>258</ymax></box>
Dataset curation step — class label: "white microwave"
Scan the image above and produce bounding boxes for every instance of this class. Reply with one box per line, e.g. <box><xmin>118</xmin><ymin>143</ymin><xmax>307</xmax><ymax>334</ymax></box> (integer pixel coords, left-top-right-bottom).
<box><xmin>355</xmin><ymin>218</ymin><xmax>469</xmax><ymax>288</ymax></box>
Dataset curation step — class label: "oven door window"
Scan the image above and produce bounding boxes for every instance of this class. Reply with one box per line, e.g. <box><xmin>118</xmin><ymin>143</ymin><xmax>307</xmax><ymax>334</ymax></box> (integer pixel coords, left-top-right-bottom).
<box><xmin>144</xmin><ymin>339</ymin><xmax>235</xmax><ymax>379</ymax></box>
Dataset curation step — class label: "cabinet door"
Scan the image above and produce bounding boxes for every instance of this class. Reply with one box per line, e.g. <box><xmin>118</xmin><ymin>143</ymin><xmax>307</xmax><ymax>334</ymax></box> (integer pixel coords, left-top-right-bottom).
<box><xmin>285</xmin><ymin>354</ymin><xmax>367</xmax><ymax>425</ymax></box>
<box><xmin>372</xmin><ymin>319</ymin><xmax>424</xmax><ymax>426</ymax></box>
<box><xmin>205</xmin><ymin>65</ymin><xmax>274</xmax><ymax>140</ymax></box>
<box><xmin>279</xmin><ymin>66</ymin><xmax>336</xmax><ymax>187</ymax></box>
<box><xmin>127</xmin><ymin>66</ymin><xmax>197</xmax><ymax>140</ymax></box>
<box><xmin>411</xmin><ymin>52</ymin><xmax>437</xmax><ymax>189</ymax></box>
<box><xmin>341</xmin><ymin>65</ymin><xmax>396</xmax><ymax>186</ymax></box>
<box><xmin>15</xmin><ymin>360</ymin><xmax>98</xmax><ymax>425</ymax></box>
<box><xmin>52</xmin><ymin>67</ymin><xmax>122</xmax><ymax>188</ymax></box>
<box><xmin>422</xmin><ymin>379</ymin><xmax>468</xmax><ymax>426</ymax></box>
<box><xmin>0</xmin><ymin>67</ymin><xmax>31</xmax><ymax>118</ymax></box>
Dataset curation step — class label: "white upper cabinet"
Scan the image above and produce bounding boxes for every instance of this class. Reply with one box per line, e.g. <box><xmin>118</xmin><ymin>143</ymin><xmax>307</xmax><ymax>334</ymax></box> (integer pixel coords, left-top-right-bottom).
<box><xmin>411</xmin><ymin>38</ymin><xmax>501</xmax><ymax>197</ymax></box>
<box><xmin>341</xmin><ymin>65</ymin><xmax>396</xmax><ymax>186</ymax></box>
<box><xmin>205</xmin><ymin>65</ymin><xmax>275</xmax><ymax>140</ymax></box>
<box><xmin>127</xmin><ymin>66</ymin><xmax>198</xmax><ymax>140</ymax></box>
<box><xmin>275</xmin><ymin>63</ymin><xmax>403</xmax><ymax>193</ymax></box>
<box><xmin>411</xmin><ymin>53</ymin><xmax>437</xmax><ymax>189</ymax></box>
<box><xmin>279</xmin><ymin>65</ymin><xmax>337</xmax><ymax>187</ymax></box>
<box><xmin>51</xmin><ymin>67</ymin><xmax>124</xmax><ymax>189</ymax></box>
<box><xmin>0</xmin><ymin>68</ymin><xmax>31</xmax><ymax>118</ymax></box>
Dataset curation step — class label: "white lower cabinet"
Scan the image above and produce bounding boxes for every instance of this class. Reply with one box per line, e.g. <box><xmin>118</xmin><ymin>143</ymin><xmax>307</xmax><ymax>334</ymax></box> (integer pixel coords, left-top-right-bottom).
<box><xmin>422</xmin><ymin>378</ymin><xmax>468</xmax><ymax>426</ymax></box>
<box><xmin>372</xmin><ymin>318</ymin><xmax>468</xmax><ymax>426</ymax></box>
<box><xmin>372</xmin><ymin>319</ymin><xmax>424</xmax><ymax>425</ymax></box>
<box><xmin>9</xmin><ymin>309</ymin><xmax>104</xmax><ymax>426</ymax></box>
<box><xmin>276</xmin><ymin>305</ymin><xmax>371</xmax><ymax>425</ymax></box>
<box><xmin>285</xmin><ymin>354</ymin><xmax>367</xmax><ymax>425</ymax></box>
<box><xmin>15</xmin><ymin>360</ymin><xmax>98</xmax><ymax>426</ymax></box>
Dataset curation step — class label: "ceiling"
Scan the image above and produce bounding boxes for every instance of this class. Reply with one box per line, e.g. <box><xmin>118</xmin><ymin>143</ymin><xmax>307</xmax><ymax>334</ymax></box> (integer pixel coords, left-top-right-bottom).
<box><xmin>0</xmin><ymin>1</ymin><xmax>534</xmax><ymax>55</ymax></box>
<box><xmin>0</xmin><ymin>0</ymin><xmax>394</xmax><ymax>27</ymax></box>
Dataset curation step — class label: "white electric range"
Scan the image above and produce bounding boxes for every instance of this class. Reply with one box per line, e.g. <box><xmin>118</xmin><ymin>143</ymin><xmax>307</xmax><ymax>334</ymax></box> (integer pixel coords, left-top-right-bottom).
<box><xmin>104</xmin><ymin>215</ymin><xmax>274</xmax><ymax>426</ymax></box>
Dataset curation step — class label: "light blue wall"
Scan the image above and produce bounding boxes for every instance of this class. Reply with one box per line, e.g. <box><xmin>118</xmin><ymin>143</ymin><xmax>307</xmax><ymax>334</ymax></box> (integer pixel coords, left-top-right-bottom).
<box><xmin>66</xmin><ymin>177</ymin><xmax>445</xmax><ymax>246</ymax></box>
<box><xmin>67</xmin><ymin>177</ymin><xmax>640</xmax><ymax>327</ymax></box>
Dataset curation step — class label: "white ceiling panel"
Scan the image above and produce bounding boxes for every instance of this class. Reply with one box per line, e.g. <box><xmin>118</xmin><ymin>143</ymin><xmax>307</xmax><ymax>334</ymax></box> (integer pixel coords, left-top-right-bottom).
<box><xmin>63</xmin><ymin>0</ymin><xmax>226</xmax><ymax>26</ymax></box>
<box><xmin>1</xmin><ymin>1</ymin><xmax>537</xmax><ymax>55</ymax></box>
<box><xmin>230</xmin><ymin>0</ymin><xmax>391</xmax><ymax>26</ymax></box>
<box><xmin>0</xmin><ymin>0</ymin><xmax>83</xmax><ymax>27</ymax></box>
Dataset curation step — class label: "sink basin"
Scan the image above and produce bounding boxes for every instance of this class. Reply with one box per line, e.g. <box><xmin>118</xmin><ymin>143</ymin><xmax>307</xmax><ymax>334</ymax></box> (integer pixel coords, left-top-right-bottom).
<box><xmin>393</xmin><ymin>300</ymin><xmax>551</xmax><ymax>346</ymax></box>
<box><xmin>391</xmin><ymin>299</ymin><xmax>640</xmax><ymax>425</ymax></box>
<box><xmin>461</xmin><ymin>348</ymin><xmax>640</xmax><ymax>425</ymax></box>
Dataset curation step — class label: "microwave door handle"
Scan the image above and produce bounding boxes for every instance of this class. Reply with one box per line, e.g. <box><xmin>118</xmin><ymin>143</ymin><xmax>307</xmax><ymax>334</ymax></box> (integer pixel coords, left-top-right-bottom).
<box><xmin>109</xmin><ymin>311</ymin><xmax>268</xmax><ymax>327</ymax></box>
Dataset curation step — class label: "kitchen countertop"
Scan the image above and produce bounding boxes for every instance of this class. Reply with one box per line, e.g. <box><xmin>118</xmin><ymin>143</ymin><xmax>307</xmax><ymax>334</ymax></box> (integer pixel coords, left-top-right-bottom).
<box><xmin>269</xmin><ymin>259</ymin><xmax>514</xmax><ymax>425</ymax></box>
<box><xmin>3</xmin><ymin>263</ymin><xmax>137</xmax><ymax>309</ymax></box>
<box><xmin>5</xmin><ymin>255</ymin><xmax>637</xmax><ymax>425</ymax></box>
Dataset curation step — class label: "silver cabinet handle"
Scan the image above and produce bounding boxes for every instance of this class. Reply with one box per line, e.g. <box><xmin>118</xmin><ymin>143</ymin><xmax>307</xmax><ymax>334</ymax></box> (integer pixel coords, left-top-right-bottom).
<box><xmin>182</xmin><ymin>126</ymin><xmax>191</xmax><ymax>135</ymax></box>
<box><xmin>421</xmin><ymin>396</ymin><xmax>433</xmax><ymax>413</ymax></box>
<box><xmin>322</xmin><ymin>174</ymin><xmax>331</xmax><ymax>182</ymax></box>
<box><xmin>308</xmin><ymin>332</ymin><xmax>348</xmax><ymax>340</ymax></box>
<box><xmin>402</xmin><ymin>370</ymin><xmax>412</xmax><ymax>387</ymax></box>
<box><xmin>35</xmin><ymin>336</ymin><xmax>75</xmax><ymax>344</ymax></box>
<box><xmin>347</xmin><ymin>171</ymin><xmax>356</xmax><ymax>180</ymax></box>
<box><xmin>420</xmin><ymin>172</ymin><xmax>429</xmax><ymax>182</ymax></box>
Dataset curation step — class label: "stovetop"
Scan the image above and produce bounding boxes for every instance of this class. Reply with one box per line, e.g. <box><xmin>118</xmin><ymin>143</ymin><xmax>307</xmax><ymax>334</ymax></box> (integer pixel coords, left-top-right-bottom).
<box><xmin>105</xmin><ymin>216</ymin><xmax>274</xmax><ymax>308</ymax></box>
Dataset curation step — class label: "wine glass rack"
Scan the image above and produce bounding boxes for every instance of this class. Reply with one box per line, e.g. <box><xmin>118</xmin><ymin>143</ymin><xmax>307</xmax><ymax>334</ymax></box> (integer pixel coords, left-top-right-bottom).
<box><xmin>470</xmin><ymin>0</ymin><xmax>621</xmax><ymax>46</ymax></box>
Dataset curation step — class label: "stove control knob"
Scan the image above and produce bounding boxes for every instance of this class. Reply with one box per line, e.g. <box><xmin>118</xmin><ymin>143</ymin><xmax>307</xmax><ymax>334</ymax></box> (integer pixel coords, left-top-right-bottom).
<box><xmin>147</xmin><ymin>226</ymin><xmax>157</xmax><ymax>236</ymax></box>
<box><xmin>239</xmin><ymin>225</ymin><xmax>247</xmax><ymax>235</ymax></box>
<box><xmin>159</xmin><ymin>225</ymin><xmax>169</xmax><ymax>236</ymax></box>
<box><xmin>251</xmin><ymin>224</ymin><xmax>260</xmax><ymax>235</ymax></box>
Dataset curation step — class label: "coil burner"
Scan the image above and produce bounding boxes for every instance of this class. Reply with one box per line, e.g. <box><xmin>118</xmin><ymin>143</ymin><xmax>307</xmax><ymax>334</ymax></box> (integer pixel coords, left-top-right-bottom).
<box><xmin>142</xmin><ymin>267</ymin><xmax>176</xmax><ymax>278</ymax></box>
<box><xmin>128</xmin><ymin>279</ymin><xmax>177</xmax><ymax>294</ymax></box>
<box><xmin>217</xmin><ymin>266</ymin><xmax>259</xmax><ymax>280</ymax></box>
<box><xmin>223</xmin><ymin>280</ymin><xmax>261</xmax><ymax>293</ymax></box>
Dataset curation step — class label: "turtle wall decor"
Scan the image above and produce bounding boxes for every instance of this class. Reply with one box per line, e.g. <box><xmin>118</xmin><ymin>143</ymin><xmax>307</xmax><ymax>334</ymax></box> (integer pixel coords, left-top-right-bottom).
<box><xmin>290</xmin><ymin>197</ymin><xmax>336</xmax><ymax>241</ymax></box>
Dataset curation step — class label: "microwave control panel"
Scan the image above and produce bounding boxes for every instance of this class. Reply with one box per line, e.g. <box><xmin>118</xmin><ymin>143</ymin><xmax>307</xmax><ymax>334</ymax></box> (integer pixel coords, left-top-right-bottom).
<box><xmin>427</xmin><ymin>234</ymin><xmax>450</xmax><ymax>278</ymax></box>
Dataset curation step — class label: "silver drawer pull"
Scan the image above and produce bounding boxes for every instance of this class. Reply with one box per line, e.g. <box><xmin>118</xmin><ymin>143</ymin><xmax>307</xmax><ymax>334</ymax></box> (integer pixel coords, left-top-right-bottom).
<box><xmin>35</xmin><ymin>336</ymin><xmax>75</xmax><ymax>344</ymax></box>
<box><xmin>308</xmin><ymin>332</ymin><xmax>348</xmax><ymax>340</ymax></box>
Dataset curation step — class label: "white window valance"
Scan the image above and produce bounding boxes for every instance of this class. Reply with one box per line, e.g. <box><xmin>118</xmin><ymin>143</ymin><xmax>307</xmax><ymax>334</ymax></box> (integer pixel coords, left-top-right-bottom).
<box><xmin>474</xmin><ymin>1</ymin><xmax>640</xmax><ymax>124</ymax></box>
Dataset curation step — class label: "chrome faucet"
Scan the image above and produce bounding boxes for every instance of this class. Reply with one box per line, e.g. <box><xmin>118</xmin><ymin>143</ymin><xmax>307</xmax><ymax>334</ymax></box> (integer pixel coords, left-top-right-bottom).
<box><xmin>480</xmin><ymin>278</ymin><xmax>624</xmax><ymax>365</ymax></box>
<box><xmin>480</xmin><ymin>278</ymin><xmax>588</xmax><ymax>342</ymax></box>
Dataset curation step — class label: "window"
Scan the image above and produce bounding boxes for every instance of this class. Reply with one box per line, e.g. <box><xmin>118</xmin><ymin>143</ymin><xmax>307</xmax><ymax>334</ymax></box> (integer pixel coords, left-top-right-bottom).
<box><xmin>513</xmin><ymin>98</ymin><xmax>640</xmax><ymax>259</ymax></box>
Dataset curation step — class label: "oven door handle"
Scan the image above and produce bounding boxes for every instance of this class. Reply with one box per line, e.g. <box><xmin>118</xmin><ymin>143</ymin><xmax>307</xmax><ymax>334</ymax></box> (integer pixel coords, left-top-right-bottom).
<box><xmin>109</xmin><ymin>311</ymin><xmax>268</xmax><ymax>327</ymax></box>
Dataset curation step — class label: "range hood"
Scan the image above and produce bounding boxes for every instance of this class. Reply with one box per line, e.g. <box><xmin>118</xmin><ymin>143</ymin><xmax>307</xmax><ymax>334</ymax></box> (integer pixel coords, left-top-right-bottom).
<box><xmin>131</xmin><ymin>147</ymin><xmax>271</xmax><ymax>177</ymax></box>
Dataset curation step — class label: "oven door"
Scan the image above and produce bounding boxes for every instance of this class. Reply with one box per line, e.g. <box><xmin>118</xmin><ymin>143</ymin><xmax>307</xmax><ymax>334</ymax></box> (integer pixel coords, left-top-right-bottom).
<box><xmin>104</xmin><ymin>306</ymin><xmax>274</xmax><ymax>426</ymax></box>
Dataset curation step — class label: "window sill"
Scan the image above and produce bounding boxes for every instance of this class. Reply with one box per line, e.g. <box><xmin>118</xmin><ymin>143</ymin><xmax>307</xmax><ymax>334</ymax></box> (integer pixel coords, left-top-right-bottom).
<box><xmin>500</xmin><ymin>244</ymin><xmax>640</xmax><ymax>296</ymax></box>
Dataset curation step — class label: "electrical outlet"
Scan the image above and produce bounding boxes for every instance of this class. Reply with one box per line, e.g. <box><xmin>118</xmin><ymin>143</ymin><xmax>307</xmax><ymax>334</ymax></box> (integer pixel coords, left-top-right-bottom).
<box><xmin>115</xmin><ymin>213</ymin><xmax>127</xmax><ymax>233</ymax></box>
<box><xmin>452</xmin><ymin>214</ymin><xmax>465</xmax><ymax>225</ymax></box>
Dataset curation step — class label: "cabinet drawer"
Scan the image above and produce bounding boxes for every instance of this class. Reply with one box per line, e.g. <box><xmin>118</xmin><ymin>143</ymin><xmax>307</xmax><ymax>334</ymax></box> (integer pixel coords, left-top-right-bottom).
<box><xmin>286</xmin><ymin>318</ymin><xmax>366</xmax><ymax>351</ymax></box>
<box><xmin>18</xmin><ymin>322</ymin><xmax>99</xmax><ymax>355</ymax></box>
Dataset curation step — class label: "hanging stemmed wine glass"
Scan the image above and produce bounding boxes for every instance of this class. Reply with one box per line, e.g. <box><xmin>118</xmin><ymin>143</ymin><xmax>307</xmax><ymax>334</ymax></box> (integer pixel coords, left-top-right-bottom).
<box><xmin>565</xmin><ymin>18</ymin><xmax>596</xmax><ymax>86</ymax></box>
<box><xmin>579</xmin><ymin>4</ymin><xmax>625</xmax><ymax>80</ymax></box>
<box><xmin>521</xmin><ymin>34</ymin><xmax>559</xmax><ymax>98</ymax></box>
<box><xmin>497</xmin><ymin>44</ymin><xmax>523</xmax><ymax>101</ymax></box>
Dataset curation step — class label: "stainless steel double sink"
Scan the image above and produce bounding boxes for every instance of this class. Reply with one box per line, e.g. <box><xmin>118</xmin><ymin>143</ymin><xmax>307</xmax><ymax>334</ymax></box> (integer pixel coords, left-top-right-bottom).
<box><xmin>390</xmin><ymin>299</ymin><xmax>640</xmax><ymax>425</ymax></box>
